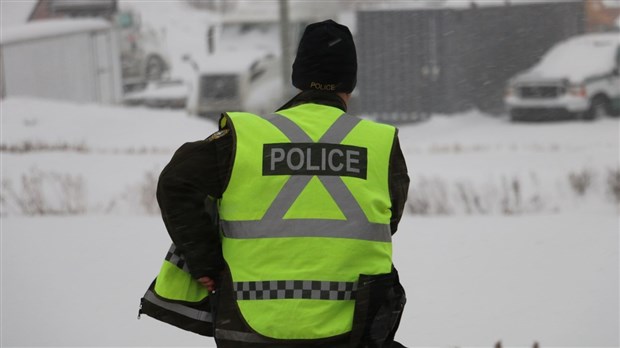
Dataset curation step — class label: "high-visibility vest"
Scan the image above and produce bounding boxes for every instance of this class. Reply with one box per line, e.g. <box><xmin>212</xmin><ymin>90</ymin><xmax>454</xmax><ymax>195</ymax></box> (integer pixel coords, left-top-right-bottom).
<box><xmin>139</xmin><ymin>244</ymin><xmax>214</xmax><ymax>336</ymax></box>
<box><xmin>218</xmin><ymin>103</ymin><xmax>396</xmax><ymax>340</ymax></box>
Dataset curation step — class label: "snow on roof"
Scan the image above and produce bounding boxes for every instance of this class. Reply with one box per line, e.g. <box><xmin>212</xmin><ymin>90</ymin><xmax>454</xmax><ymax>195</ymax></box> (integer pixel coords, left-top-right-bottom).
<box><xmin>220</xmin><ymin>0</ymin><xmax>344</xmax><ymax>24</ymax></box>
<box><xmin>528</xmin><ymin>32</ymin><xmax>620</xmax><ymax>82</ymax></box>
<box><xmin>0</xmin><ymin>18</ymin><xmax>110</xmax><ymax>45</ymax></box>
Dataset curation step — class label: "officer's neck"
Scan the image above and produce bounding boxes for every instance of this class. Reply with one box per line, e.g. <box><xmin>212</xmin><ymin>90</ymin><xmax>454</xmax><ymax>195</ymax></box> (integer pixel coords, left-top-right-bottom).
<box><xmin>278</xmin><ymin>90</ymin><xmax>349</xmax><ymax>112</ymax></box>
<box><xmin>337</xmin><ymin>92</ymin><xmax>351</xmax><ymax>106</ymax></box>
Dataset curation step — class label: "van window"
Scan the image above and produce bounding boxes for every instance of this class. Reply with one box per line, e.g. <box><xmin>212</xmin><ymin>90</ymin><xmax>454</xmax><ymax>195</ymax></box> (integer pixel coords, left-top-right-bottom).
<box><xmin>117</xmin><ymin>12</ymin><xmax>133</xmax><ymax>29</ymax></box>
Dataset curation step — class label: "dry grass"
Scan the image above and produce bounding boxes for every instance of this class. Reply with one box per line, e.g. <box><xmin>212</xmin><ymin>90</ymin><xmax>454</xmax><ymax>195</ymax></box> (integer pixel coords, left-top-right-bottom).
<box><xmin>408</xmin><ymin>173</ymin><xmax>558</xmax><ymax>216</ymax></box>
<box><xmin>0</xmin><ymin>141</ymin><xmax>88</xmax><ymax>153</ymax></box>
<box><xmin>1</xmin><ymin>169</ymin><xmax>86</xmax><ymax>215</ymax></box>
<box><xmin>568</xmin><ymin>168</ymin><xmax>594</xmax><ymax>196</ymax></box>
<box><xmin>2</xmin><ymin>167</ymin><xmax>618</xmax><ymax>216</ymax></box>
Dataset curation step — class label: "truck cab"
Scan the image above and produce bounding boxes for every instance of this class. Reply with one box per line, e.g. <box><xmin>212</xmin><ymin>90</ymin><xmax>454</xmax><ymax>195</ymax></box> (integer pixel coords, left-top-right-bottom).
<box><xmin>185</xmin><ymin>50</ymin><xmax>283</xmax><ymax>120</ymax></box>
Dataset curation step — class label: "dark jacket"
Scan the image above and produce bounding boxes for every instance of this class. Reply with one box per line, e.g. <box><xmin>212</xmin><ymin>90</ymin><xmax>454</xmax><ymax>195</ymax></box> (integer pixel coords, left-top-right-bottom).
<box><xmin>156</xmin><ymin>90</ymin><xmax>410</xmax><ymax>282</ymax></box>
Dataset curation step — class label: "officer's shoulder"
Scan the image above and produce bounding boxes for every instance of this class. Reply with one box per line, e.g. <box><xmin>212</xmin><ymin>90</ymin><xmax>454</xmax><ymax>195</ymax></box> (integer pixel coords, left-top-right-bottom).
<box><xmin>358</xmin><ymin>117</ymin><xmax>396</xmax><ymax>131</ymax></box>
<box><xmin>174</xmin><ymin>128</ymin><xmax>230</xmax><ymax>154</ymax></box>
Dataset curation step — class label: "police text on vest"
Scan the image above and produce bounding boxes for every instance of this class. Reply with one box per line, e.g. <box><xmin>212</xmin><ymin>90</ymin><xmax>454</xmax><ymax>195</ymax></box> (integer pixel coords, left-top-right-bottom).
<box><xmin>263</xmin><ymin>143</ymin><xmax>367</xmax><ymax>179</ymax></box>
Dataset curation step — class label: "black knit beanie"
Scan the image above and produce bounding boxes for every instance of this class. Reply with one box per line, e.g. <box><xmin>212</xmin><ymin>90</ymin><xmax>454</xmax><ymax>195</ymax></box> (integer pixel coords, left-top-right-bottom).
<box><xmin>292</xmin><ymin>19</ymin><xmax>357</xmax><ymax>93</ymax></box>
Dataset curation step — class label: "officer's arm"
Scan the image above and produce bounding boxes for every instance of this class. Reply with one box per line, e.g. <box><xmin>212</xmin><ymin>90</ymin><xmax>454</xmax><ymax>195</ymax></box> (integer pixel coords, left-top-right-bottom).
<box><xmin>388</xmin><ymin>133</ymin><xmax>410</xmax><ymax>235</ymax></box>
<box><xmin>156</xmin><ymin>133</ymin><xmax>230</xmax><ymax>280</ymax></box>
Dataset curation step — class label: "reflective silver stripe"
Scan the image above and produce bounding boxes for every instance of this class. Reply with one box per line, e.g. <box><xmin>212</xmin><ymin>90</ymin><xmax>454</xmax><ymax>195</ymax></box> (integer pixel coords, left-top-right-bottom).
<box><xmin>221</xmin><ymin>219</ymin><xmax>391</xmax><ymax>242</ymax></box>
<box><xmin>224</xmin><ymin>113</ymin><xmax>390</xmax><ymax>242</ymax></box>
<box><xmin>143</xmin><ymin>290</ymin><xmax>212</xmax><ymax>322</ymax></box>
<box><xmin>234</xmin><ymin>280</ymin><xmax>357</xmax><ymax>301</ymax></box>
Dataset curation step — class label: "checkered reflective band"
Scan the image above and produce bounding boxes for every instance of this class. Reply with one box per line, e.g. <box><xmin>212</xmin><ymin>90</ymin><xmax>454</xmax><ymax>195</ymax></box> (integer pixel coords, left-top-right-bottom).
<box><xmin>234</xmin><ymin>280</ymin><xmax>358</xmax><ymax>301</ymax></box>
<box><xmin>165</xmin><ymin>244</ymin><xmax>190</xmax><ymax>272</ymax></box>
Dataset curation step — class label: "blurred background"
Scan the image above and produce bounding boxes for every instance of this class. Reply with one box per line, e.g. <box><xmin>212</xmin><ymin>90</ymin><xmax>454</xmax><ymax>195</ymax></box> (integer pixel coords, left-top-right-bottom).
<box><xmin>1</xmin><ymin>0</ymin><xmax>619</xmax><ymax>347</ymax></box>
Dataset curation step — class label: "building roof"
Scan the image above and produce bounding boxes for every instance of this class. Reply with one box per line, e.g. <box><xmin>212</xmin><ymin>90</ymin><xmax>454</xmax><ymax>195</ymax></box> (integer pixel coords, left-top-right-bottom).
<box><xmin>1</xmin><ymin>18</ymin><xmax>110</xmax><ymax>45</ymax></box>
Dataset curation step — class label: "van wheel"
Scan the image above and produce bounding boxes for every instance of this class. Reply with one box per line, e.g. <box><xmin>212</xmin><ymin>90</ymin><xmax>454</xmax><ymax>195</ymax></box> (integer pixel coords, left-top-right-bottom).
<box><xmin>584</xmin><ymin>95</ymin><xmax>610</xmax><ymax>120</ymax></box>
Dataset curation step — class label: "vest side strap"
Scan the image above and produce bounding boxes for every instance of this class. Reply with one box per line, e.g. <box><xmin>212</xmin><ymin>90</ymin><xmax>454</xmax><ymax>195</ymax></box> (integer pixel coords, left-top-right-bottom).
<box><xmin>144</xmin><ymin>290</ymin><xmax>212</xmax><ymax>322</ymax></box>
<box><xmin>215</xmin><ymin>328</ymin><xmax>273</xmax><ymax>343</ymax></box>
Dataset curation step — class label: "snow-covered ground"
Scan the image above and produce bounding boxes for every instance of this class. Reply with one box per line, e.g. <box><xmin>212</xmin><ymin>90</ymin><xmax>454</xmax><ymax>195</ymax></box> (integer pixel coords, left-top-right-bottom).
<box><xmin>2</xmin><ymin>215</ymin><xmax>617</xmax><ymax>347</ymax></box>
<box><xmin>1</xmin><ymin>97</ymin><xmax>618</xmax><ymax>347</ymax></box>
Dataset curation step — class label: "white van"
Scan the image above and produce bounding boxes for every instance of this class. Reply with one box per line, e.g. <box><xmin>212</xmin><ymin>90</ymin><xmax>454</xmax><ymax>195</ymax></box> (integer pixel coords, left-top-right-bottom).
<box><xmin>185</xmin><ymin>50</ymin><xmax>284</xmax><ymax>120</ymax></box>
<box><xmin>505</xmin><ymin>32</ymin><xmax>620</xmax><ymax>121</ymax></box>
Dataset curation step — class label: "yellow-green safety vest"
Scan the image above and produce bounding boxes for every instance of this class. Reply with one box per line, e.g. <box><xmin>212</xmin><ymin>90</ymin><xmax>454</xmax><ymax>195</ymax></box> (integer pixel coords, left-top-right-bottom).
<box><xmin>218</xmin><ymin>102</ymin><xmax>396</xmax><ymax>340</ymax></box>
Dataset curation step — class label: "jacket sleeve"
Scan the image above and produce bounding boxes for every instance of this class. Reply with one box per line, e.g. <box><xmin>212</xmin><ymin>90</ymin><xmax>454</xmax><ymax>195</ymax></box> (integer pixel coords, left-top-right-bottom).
<box><xmin>388</xmin><ymin>133</ymin><xmax>410</xmax><ymax>235</ymax></box>
<box><xmin>156</xmin><ymin>131</ymin><xmax>232</xmax><ymax>280</ymax></box>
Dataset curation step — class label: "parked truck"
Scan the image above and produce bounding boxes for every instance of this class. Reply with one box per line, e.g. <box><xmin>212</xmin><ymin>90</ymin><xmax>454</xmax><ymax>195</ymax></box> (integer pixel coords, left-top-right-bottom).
<box><xmin>0</xmin><ymin>18</ymin><xmax>122</xmax><ymax>104</ymax></box>
<box><xmin>185</xmin><ymin>50</ymin><xmax>283</xmax><ymax>119</ymax></box>
<box><xmin>28</xmin><ymin>0</ymin><xmax>171</xmax><ymax>91</ymax></box>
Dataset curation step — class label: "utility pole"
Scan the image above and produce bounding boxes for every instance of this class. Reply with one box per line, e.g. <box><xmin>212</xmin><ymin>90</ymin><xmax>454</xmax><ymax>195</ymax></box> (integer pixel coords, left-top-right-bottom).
<box><xmin>279</xmin><ymin>0</ymin><xmax>291</xmax><ymax>99</ymax></box>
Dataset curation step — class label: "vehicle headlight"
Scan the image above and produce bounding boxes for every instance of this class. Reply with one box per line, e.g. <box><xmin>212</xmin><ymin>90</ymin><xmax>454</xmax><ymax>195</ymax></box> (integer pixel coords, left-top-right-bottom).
<box><xmin>505</xmin><ymin>85</ymin><xmax>517</xmax><ymax>98</ymax></box>
<box><xmin>568</xmin><ymin>84</ymin><xmax>587</xmax><ymax>98</ymax></box>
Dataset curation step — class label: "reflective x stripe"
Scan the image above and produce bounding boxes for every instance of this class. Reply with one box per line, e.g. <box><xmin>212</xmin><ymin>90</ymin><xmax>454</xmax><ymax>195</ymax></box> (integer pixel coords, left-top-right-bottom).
<box><xmin>143</xmin><ymin>290</ymin><xmax>212</xmax><ymax>322</ymax></box>
<box><xmin>222</xmin><ymin>113</ymin><xmax>391</xmax><ymax>243</ymax></box>
<box><xmin>234</xmin><ymin>280</ymin><xmax>357</xmax><ymax>301</ymax></box>
<box><xmin>261</xmin><ymin>113</ymin><xmax>365</xmax><ymax>222</ymax></box>
<box><xmin>165</xmin><ymin>244</ymin><xmax>190</xmax><ymax>273</ymax></box>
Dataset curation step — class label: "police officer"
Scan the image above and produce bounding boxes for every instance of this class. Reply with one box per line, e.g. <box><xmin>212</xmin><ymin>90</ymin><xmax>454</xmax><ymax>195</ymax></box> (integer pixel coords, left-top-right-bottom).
<box><xmin>141</xmin><ymin>20</ymin><xmax>409</xmax><ymax>348</ymax></box>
